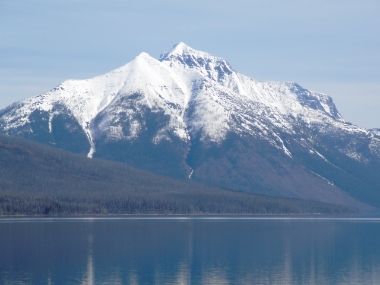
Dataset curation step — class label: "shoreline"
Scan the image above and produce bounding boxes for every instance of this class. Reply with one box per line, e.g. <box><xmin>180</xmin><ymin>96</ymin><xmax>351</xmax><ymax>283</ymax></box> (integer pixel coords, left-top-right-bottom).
<box><xmin>1</xmin><ymin>213</ymin><xmax>380</xmax><ymax>221</ymax></box>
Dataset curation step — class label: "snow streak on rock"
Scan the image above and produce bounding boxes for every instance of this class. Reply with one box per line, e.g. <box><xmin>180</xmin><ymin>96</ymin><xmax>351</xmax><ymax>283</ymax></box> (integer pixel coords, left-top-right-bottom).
<box><xmin>0</xmin><ymin>42</ymin><xmax>378</xmax><ymax>161</ymax></box>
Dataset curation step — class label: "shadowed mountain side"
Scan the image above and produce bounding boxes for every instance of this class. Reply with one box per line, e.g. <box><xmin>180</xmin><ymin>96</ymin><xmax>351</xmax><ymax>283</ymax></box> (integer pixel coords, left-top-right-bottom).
<box><xmin>0</xmin><ymin>136</ymin><xmax>362</xmax><ymax>215</ymax></box>
<box><xmin>1</xmin><ymin>43</ymin><xmax>379</xmax><ymax>208</ymax></box>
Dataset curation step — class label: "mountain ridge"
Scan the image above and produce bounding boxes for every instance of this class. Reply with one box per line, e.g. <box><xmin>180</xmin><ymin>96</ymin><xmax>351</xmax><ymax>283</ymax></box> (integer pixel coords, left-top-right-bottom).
<box><xmin>1</xmin><ymin>42</ymin><xmax>379</xmax><ymax>208</ymax></box>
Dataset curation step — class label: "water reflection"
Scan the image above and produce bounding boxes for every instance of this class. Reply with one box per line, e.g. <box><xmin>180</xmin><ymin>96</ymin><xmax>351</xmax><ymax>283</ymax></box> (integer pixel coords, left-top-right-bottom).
<box><xmin>81</xmin><ymin>234</ymin><xmax>94</xmax><ymax>285</ymax></box>
<box><xmin>1</xmin><ymin>219</ymin><xmax>380</xmax><ymax>284</ymax></box>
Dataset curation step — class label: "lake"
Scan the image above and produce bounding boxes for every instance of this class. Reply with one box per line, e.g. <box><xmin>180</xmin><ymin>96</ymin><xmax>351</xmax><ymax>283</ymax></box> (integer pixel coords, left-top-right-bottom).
<box><xmin>1</xmin><ymin>217</ymin><xmax>380</xmax><ymax>284</ymax></box>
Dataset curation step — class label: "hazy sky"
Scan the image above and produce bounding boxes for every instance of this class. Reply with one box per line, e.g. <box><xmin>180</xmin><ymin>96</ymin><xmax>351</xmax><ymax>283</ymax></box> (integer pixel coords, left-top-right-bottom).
<box><xmin>1</xmin><ymin>0</ymin><xmax>379</xmax><ymax>128</ymax></box>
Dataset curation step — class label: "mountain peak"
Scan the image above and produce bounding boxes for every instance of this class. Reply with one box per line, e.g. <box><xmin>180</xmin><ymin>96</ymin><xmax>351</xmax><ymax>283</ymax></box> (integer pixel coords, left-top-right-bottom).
<box><xmin>160</xmin><ymin>42</ymin><xmax>233</xmax><ymax>78</ymax></box>
<box><xmin>129</xmin><ymin>51</ymin><xmax>158</xmax><ymax>66</ymax></box>
<box><xmin>160</xmin><ymin>42</ymin><xmax>214</xmax><ymax>61</ymax></box>
<box><xmin>109</xmin><ymin>51</ymin><xmax>158</xmax><ymax>76</ymax></box>
<box><xmin>1</xmin><ymin>43</ymin><xmax>380</xmax><ymax>209</ymax></box>
<box><xmin>170</xmin><ymin>41</ymin><xmax>194</xmax><ymax>54</ymax></box>
<box><xmin>136</xmin><ymin>51</ymin><xmax>152</xmax><ymax>59</ymax></box>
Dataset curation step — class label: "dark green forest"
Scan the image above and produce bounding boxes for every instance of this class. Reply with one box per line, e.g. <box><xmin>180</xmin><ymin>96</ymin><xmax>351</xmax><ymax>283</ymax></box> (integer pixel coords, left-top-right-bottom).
<box><xmin>0</xmin><ymin>136</ymin><xmax>356</xmax><ymax>215</ymax></box>
<box><xmin>0</xmin><ymin>191</ymin><xmax>355</xmax><ymax>216</ymax></box>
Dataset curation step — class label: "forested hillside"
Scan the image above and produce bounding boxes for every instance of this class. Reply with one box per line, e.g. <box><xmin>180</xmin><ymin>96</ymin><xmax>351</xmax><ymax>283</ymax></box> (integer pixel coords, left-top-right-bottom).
<box><xmin>0</xmin><ymin>136</ymin><xmax>357</xmax><ymax>215</ymax></box>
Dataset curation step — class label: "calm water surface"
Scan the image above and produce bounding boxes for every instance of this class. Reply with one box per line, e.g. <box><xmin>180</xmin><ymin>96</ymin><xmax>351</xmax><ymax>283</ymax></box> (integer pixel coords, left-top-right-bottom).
<box><xmin>1</xmin><ymin>217</ymin><xmax>380</xmax><ymax>285</ymax></box>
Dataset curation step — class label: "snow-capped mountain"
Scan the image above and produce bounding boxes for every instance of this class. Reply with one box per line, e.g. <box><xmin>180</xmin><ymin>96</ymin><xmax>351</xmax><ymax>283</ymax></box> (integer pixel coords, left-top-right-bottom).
<box><xmin>1</xmin><ymin>42</ymin><xmax>379</xmax><ymax>209</ymax></box>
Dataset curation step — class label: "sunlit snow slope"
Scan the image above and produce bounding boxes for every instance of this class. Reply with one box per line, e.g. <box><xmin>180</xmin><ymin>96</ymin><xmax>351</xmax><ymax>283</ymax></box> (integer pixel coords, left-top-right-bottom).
<box><xmin>1</xmin><ymin>42</ymin><xmax>379</xmax><ymax>208</ymax></box>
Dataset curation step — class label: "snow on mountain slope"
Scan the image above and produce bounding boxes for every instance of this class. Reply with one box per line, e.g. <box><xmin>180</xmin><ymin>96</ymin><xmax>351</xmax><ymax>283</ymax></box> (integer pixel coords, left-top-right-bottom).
<box><xmin>372</xmin><ymin>129</ymin><xmax>380</xmax><ymax>136</ymax></box>
<box><xmin>1</xmin><ymin>51</ymin><xmax>193</xmax><ymax>157</ymax></box>
<box><xmin>1</xmin><ymin>42</ymin><xmax>378</xmax><ymax>160</ymax></box>
<box><xmin>160</xmin><ymin>43</ymin><xmax>377</xmax><ymax>159</ymax></box>
<box><xmin>1</xmin><ymin>42</ymin><xmax>380</xmax><ymax>209</ymax></box>
<box><xmin>1</xmin><ymin>42</ymin><xmax>377</xmax><ymax>161</ymax></box>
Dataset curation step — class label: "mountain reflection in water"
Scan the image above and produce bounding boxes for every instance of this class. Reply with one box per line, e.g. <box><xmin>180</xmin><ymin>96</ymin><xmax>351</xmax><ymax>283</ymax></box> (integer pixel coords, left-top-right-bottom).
<box><xmin>1</xmin><ymin>218</ymin><xmax>380</xmax><ymax>285</ymax></box>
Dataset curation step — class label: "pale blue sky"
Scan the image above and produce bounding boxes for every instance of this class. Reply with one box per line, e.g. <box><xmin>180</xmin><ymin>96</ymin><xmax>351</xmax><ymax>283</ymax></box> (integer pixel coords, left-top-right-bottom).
<box><xmin>1</xmin><ymin>0</ymin><xmax>379</xmax><ymax>128</ymax></box>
